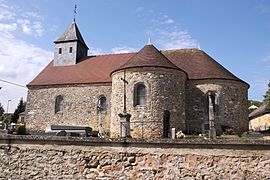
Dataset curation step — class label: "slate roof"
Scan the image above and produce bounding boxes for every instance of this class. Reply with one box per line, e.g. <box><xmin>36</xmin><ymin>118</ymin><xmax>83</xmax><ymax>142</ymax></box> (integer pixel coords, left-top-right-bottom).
<box><xmin>111</xmin><ymin>44</ymin><xmax>183</xmax><ymax>74</ymax></box>
<box><xmin>54</xmin><ymin>21</ymin><xmax>88</xmax><ymax>49</ymax></box>
<box><xmin>27</xmin><ymin>48</ymin><xmax>248</xmax><ymax>87</ymax></box>
<box><xmin>249</xmin><ymin>103</ymin><xmax>270</xmax><ymax>119</ymax></box>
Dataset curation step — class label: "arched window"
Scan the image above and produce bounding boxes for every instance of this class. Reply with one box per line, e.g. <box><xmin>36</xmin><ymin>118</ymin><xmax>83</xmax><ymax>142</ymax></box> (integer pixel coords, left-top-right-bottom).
<box><xmin>55</xmin><ymin>95</ymin><xmax>64</xmax><ymax>113</ymax></box>
<box><xmin>97</xmin><ymin>96</ymin><xmax>107</xmax><ymax>112</ymax></box>
<box><xmin>134</xmin><ymin>83</ymin><xmax>146</xmax><ymax>106</ymax></box>
<box><xmin>207</xmin><ymin>91</ymin><xmax>218</xmax><ymax>113</ymax></box>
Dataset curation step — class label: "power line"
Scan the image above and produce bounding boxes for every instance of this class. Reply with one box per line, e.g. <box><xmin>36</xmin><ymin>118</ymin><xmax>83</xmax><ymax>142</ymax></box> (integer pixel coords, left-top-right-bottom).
<box><xmin>0</xmin><ymin>79</ymin><xmax>26</xmax><ymax>88</ymax></box>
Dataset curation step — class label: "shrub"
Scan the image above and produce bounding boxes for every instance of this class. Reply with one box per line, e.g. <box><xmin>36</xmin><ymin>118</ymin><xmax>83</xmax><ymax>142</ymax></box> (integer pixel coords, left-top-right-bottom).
<box><xmin>16</xmin><ymin>125</ymin><xmax>26</xmax><ymax>135</ymax></box>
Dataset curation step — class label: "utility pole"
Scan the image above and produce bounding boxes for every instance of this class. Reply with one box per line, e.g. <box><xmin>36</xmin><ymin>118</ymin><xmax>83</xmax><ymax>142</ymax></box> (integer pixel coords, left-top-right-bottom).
<box><xmin>6</xmin><ymin>100</ymin><xmax>11</xmax><ymax>113</ymax></box>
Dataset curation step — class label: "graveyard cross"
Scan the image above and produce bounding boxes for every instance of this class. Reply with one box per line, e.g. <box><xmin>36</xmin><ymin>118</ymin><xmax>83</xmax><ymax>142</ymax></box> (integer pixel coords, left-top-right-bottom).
<box><xmin>120</xmin><ymin>70</ymin><xmax>128</xmax><ymax>114</ymax></box>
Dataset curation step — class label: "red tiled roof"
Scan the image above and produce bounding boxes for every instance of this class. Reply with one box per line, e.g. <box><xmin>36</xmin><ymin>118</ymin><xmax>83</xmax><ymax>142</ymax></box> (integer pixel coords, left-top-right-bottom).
<box><xmin>111</xmin><ymin>44</ymin><xmax>183</xmax><ymax>74</ymax></box>
<box><xmin>162</xmin><ymin>49</ymin><xmax>244</xmax><ymax>82</ymax></box>
<box><xmin>28</xmin><ymin>53</ymin><xmax>134</xmax><ymax>86</ymax></box>
<box><xmin>27</xmin><ymin>48</ymin><xmax>248</xmax><ymax>87</ymax></box>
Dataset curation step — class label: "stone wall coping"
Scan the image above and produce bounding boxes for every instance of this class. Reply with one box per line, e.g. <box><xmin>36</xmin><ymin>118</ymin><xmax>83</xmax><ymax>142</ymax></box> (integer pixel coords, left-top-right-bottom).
<box><xmin>1</xmin><ymin>134</ymin><xmax>270</xmax><ymax>150</ymax></box>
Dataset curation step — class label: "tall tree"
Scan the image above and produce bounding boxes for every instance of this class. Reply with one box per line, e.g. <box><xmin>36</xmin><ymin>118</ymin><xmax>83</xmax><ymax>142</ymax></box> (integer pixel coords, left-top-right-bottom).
<box><xmin>248</xmin><ymin>100</ymin><xmax>262</xmax><ymax>113</ymax></box>
<box><xmin>264</xmin><ymin>82</ymin><xmax>270</xmax><ymax>111</ymax></box>
<box><xmin>12</xmin><ymin>98</ymin><xmax>26</xmax><ymax>123</ymax></box>
<box><xmin>0</xmin><ymin>103</ymin><xmax>4</xmax><ymax>120</ymax></box>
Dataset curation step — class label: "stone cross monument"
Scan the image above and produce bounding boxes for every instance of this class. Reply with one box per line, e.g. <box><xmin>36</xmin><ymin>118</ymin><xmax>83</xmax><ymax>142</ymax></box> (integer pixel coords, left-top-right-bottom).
<box><xmin>97</xmin><ymin>102</ymin><xmax>104</xmax><ymax>138</ymax></box>
<box><xmin>208</xmin><ymin>91</ymin><xmax>216</xmax><ymax>139</ymax></box>
<box><xmin>119</xmin><ymin>70</ymin><xmax>131</xmax><ymax>138</ymax></box>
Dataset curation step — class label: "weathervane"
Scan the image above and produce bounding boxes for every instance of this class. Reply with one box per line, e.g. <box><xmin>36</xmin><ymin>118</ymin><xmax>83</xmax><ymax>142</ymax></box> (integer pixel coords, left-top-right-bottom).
<box><xmin>73</xmin><ymin>4</ymin><xmax>77</xmax><ymax>22</ymax></box>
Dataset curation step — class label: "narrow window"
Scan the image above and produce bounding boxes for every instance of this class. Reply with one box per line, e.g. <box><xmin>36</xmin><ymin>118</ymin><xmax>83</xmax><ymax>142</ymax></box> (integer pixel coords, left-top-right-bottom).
<box><xmin>55</xmin><ymin>95</ymin><xmax>64</xmax><ymax>113</ymax></box>
<box><xmin>58</xmin><ymin>48</ymin><xmax>62</xmax><ymax>54</ymax></box>
<box><xmin>97</xmin><ymin>96</ymin><xmax>107</xmax><ymax>112</ymax></box>
<box><xmin>207</xmin><ymin>91</ymin><xmax>218</xmax><ymax>114</ymax></box>
<box><xmin>69</xmin><ymin>47</ymin><xmax>72</xmax><ymax>53</ymax></box>
<box><xmin>204</xmin><ymin>123</ymin><xmax>210</xmax><ymax>131</ymax></box>
<box><xmin>134</xmin><ymin>83</ymin><xmax>146</xmax><ymax>106</ymax></box>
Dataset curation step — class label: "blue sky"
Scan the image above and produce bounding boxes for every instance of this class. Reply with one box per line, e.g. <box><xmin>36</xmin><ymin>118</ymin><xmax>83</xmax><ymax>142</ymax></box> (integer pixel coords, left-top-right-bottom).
<box><xmin>0</xmin><ymin>0</ymin><xmax>270</xmax><ymax>112</ymax></box>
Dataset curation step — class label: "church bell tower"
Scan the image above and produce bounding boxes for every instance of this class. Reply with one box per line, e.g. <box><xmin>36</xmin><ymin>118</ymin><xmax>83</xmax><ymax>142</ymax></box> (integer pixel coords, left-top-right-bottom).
<box><xmin>53</xmin><ymin>20</ymin><xmax>89</xmax><ymax>66</ymax></box>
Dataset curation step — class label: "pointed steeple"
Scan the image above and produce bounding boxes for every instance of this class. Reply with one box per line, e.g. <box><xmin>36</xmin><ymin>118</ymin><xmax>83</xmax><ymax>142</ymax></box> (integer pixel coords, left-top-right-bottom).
<box><xmin>111</xmin><ymin>43</ymin><xmax>184</xmax><ymax>75</ymax></box>
<box><xmin>53</xmin><ymin>21</ymin><xmax>88</xmax><ymax>66</ymax></box>
<box><xmin>115</xmin><ymin>44</ymin><xmax>180</xmax><ymax>71</ymax></box>
<box><xmin>54</xmin><ymin>20</ymin><xmax>88</xmax><ymax>49</ymax></box>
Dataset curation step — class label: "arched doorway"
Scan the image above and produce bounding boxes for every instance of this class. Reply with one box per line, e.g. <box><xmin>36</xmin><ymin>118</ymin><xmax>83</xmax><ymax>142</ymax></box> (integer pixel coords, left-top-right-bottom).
<box><xmin>163</xmin><ymin>110</ymin><xmax>170</xmax><ymax>138</ymax></box>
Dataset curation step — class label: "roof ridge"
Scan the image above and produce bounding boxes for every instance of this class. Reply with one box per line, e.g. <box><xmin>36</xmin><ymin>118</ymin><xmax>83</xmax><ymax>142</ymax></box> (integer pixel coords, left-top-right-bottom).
<box><xmin>92</xmin><ymin>52</ymin><xmax>136</xmax><ymax>57</ymax></box>
<box><xmin>161</xmin><ymin>48</ymin><xmax>202</xmax><ymax>52</ymax></box>
<box><xmin>111</xmin><ymin>44</ymin><xmax>185</xmax><ymax>75</ymax></box>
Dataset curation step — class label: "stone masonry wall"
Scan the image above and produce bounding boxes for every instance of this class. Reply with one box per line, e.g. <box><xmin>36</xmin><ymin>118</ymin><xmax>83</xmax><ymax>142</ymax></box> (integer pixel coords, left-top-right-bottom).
<box><xmin>1</xmin><ymin>136</ymin><xmax>270</xmax><ymax>179</ymax></box>
<box><xmin>26</xmin><ymin>84</ymin><xmax>111</xmax><ymax>135</ymax></box>
<box><xmin>111</xmin><ymin>67</ymin><xmax>187</xmax><ymax>138</ymax></box>
<box><xmin>185</xmin><ymin>79</ymin><xmax>249</xmax><ymax>135</ymax></box>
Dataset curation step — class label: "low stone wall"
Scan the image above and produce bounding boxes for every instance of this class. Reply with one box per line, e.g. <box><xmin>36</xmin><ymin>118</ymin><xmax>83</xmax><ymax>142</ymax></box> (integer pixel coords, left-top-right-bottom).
<box><xmin>1</xmin><ymin>135</ymin><xmax>270</xmax><ymax>179</ymax></box>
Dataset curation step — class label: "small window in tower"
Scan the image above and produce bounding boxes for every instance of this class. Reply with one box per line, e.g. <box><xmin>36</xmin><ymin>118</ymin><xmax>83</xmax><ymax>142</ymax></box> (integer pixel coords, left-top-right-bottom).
<box><xmin>69</xmin><ymin>47</ymin><xmax>72</xmax><ymax>53</ymax></box>
<box><xmin>58</xmin><ymin>48</ymin><xmax>62</xmax><ymax>54</ymax></box>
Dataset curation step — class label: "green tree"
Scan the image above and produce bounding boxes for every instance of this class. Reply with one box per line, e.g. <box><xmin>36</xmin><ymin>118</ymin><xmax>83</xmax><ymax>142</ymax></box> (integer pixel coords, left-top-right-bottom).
<box><xmin>263</xmin><ymin>82</ymin><xmax>270</xmax><ymax>111</ymax></box>
<box><xmin>248</xmin><ymin>100</ymin><xmax>262</xmax><ymax>113</ymax></box>
<box><xmin>248</xmin><ymin>100</ymin><xmax>262</xmax><ymax>107</ymax></box>
<box><xmin>0</xmin><ymin>103</ymin><xmax>4</xmax><ymax>120</ymax></box>
<box><xmin>12</xmin><ymin>98</ymin><xmax>26</xmax><ymax>123</ymax></box>
<box><xmin>4</xmin><ymin>115</ymin><xmax>12</xmax><ymax>124</ymax></box>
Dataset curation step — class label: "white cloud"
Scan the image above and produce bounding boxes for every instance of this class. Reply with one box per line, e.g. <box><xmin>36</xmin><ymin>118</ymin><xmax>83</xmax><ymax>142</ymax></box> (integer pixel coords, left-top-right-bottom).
<box><xmin>162</xmin><ymin>19</ymin><xmax>174</xmax><ymax>24</ymax></box>
<box><xmin>161</xmin><ymin>15</ymin><xmax>175</xmax><ymax>24</ymax></box>
<box><xmin>16</xmin><ymin>19</ymin><xmax>44</xmax><ymax>36</ymax></box>
<box><xmin>0</xmin><ymin>35</ymin><xmax>53</xmax><ymax>112</ymax></box>
<box><xmin>0</xmin><ymin>0</ymin><xmax>51</xmax><ymax>112</ymax></box>
<box><xmin>89</xmin><ymin>47</ymin><xmax>103</xmax><ymax>55</ymax></box>
<box><xmin>33</xmin><ymin>21</ymin><xmax>44</xmax><ymax>36</ymax></box>
<box><xmin>141</xmin><ymin>12</ymin><xmax>198</xmax><ymax>50</ymax></box>
<box><xmin>0</xmin><ymin>23</ymin><xmax>17</xmax><ymax>37</ymax></box>
<box><xmin>0</xmin><ymin>1</ymin><xmax>44</xmax><ymax>37</ymax></box>
<box><xmin>17</xmin><ymin>19</ymin><xmax>31</xmax><ymax>34</ymax></box>
<box><xmin>111</xmin><ymin>47</ymin><xmax>136</xmax><ymax>54</ymax></box>
<box><xmin>0</xmin><ymin>3</ymin><xmax>16</xmax><ymax>20</ymax></box>
<box><xmin>156</xmin><ymin>29</ymin><xmax>198</xmax><ymax>49</ymax></box>
<box><xmin>23</xmin><ymin>11</ymin><xmax>41</xmax><ymax>19</ymax></box>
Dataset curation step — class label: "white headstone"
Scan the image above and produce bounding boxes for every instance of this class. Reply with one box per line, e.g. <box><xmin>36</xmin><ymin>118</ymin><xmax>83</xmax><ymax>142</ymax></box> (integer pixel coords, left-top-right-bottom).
<box><xmin>172</xmin><ymin>128</ymin><xmax>176</xmax><ymax>139</ymax></box>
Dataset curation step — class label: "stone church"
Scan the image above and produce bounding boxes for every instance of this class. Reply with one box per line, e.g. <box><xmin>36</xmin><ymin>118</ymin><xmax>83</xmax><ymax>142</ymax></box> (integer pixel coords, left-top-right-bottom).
<box><xmin>26</xmin><ymin>21</ymin><xmax>249</xmax><ymax>138</ymax></box>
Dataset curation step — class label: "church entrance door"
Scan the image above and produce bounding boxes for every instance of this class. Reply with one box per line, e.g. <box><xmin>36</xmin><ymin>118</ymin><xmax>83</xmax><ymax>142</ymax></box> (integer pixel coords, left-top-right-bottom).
<box><xmin>163</xmin><ymin>110</ymin><xmax>170</xmax><ymax>138</ymax></box>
